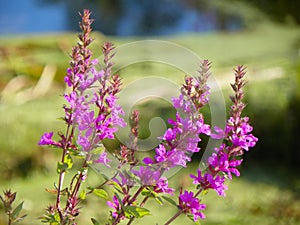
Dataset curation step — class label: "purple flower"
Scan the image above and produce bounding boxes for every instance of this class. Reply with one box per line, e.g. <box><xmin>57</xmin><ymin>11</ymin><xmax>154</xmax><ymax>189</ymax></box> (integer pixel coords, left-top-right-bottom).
<box><xmin>113</xmin><ymin>172</ymin><xmax>135</xmax><ymax>187</ymax></box>
<box><xmin>78</xmin><ymin>110</ymin><xmax>95</xmax><ymax>137</ymax></box>
<box><xmin>154</xmin><ymin>177</ymin><xmax>175</xmax><ymax>195</ymax></box>
<box><xmin>231</xmin><ymin>133</ymin><xmax>258</xmax><ymax>151</ymax></box>
<box><xmin>172</xmin><ymin>95</ymin><xmax>191</xmax><ymax>113</ymax></box>
<box><xmin>77</xmin><ymin>134</ymin><xmax>91</xmax><ymax>152</ymax></box>
<box><xmin>225</xmin><ymin>116</ymin><xmax>258</xmax><ymax>151</ymax></box>
<box><xmin>211</xmin><ymin>126</ymin><xmax>225</xmax><ymax>139</ymax></box>
<box><xmin>106</xmin><ymin>94</ymin><xmax>117</xmax><ymax>108</ymax></box>
<box><xmin>38</xmin><ymin>132</ymin><xmax>60</xmax><ymax>146</ymax></box>
<box><xmin>162</xmin><ymin>128</ymin><xmax>177</xmax><ymax>142</ymax></box>
<box><xmin>94</xmin><ymin>151</ymin><xmax>111</xmax><ymax>168</ymax></box>
<box><xmin>208</xmin><ymin>150</ymin><xmax>243</xmax><ymax>179</ymax></box>
<box><xmin>64</xmin><ymin>91</ymin><xmax>77</xmax><ymax>109</ymax></box>
<box><xmin>190</xmin><ymin>170</ymin><xmax>228</xmax><ymax>196</ymax></box>
<box><xmin>64</xmin><ymin>68</ymin><xmax>73</xmax><ymax>87</ymax></box>
<box><xmin>131</xmin><ymin>166</ymin><xmax>161</xmax><ymax>185</ymax></box>
<box><xmin>179</xmin><ymin>190</ymin><xmax>206</xmax><ymax>221</ymax></box>
<box><xmin>107</xmin><ymin>195</ymin><xmax>122</xmax><ymax>219</ymax></box>
<box><xmin>196</xmin><ymin>118</ymin><xmax>211</xmax><ymax>135</ymax></box>
<box><xmin>167</xmin><ymin>113</ymin><xmax>183</xmax><ymax>134</ymax></box>
<box><xmin>154</xmin><ymin>147</ymin><xmax>191</xmax><ymax>168</ymax></box>
<box><xmin>143</xmin><ymin>157</ymin><xmax>154</xmax><ymax>165</ymax></box>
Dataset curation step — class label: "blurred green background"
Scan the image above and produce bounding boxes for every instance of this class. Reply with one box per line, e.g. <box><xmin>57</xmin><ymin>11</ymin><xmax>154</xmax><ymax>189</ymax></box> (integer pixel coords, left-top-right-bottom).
<box><xmin>1</xmin><ymin>0</ymin><xmax>300</xmax><ymax>224</ymax></box>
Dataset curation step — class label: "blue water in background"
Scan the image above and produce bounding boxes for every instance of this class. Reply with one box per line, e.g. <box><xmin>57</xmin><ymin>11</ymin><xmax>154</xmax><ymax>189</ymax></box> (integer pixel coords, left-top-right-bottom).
<box><xmin>0</xmin><ymin>0</ymin><xmax>241</xmax><ymax>36</ymax></box>
<box><xmin>0</xmin><ymin>0</ymin><xmax>68</xmax><ymax>35</ymax></box>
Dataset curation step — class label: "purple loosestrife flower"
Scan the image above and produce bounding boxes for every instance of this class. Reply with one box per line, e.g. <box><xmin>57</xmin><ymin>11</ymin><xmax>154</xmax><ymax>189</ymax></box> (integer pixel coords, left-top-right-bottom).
<box><xmin>189</xmin><ymin>65</ymin><xmax>257</xmax><ymax>201</ymax></box>
<box><xmin>38</xmin><ymin>132</ymin><xmax>61</xmax><ymax>147</ymax></box>
<box><xmin>78</xmin><ymin>110</ymin><xmax>96</xmax><ymax>137</ymax></box>
<box><xmin>112</xmin><ymin>171</ymin><xmax>136</xmax><ymax>188</ymax></box>
<box><xmin>143</xmin><ymin>61</ymin><xmax>211</xmax><ymax>171</ymax></box>
<box><xmin>94</xmin><ymin>151</ymin><xmax>111</xmax><ymax>168</ymax></box>
<box><xmin>154</xmin><ymin>177</ymin><xmax>175</xmax><ymax>195</ymax></box>
<box><xmin>179</xmin><ymin>190</ymin><xmax>206</xmax><ymax>221</ymax></box>
<box><xmin>190</xmin><ymin>169</ymin><xmax>228</xmax><ymax>196</ymax></box>
<box><xmin>208</xmin><ymin>145</ymin><xmax>243</xmax><ymax>179</ymax></box>
<box><xmin>132</xmin><ymin>166</ymin><xmax>161</xmax><ymax>186</ymax></box>
<box><xmin>107</xmin><ymin>195</ymin><xmax>123</xmax><ymax>219</ymax></box>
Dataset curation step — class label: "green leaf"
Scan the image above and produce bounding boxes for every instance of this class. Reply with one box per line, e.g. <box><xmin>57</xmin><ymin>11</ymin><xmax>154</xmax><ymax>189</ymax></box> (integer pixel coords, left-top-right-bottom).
<box><xmin>56</xmin><ymin>155</ymin><xmax>73</xmax><ymax>173</ymax></box>
<box><xmin>141</xmin><ymin>189</ymin><xmax>163</xmax><ymax>205</ymax></box>
<box><xmin>141</xmin><ymin>189</ymin><xmax>156</xmax><ymax>198</ymax></box>
<box><xmin>93</xmin><ymin>189</ymin><xmax>108</xmax><ymax>199</ymax></box>
<box><xmin>64</xmin><ymin>154</ymin><xmax>73</xmax><ymax>169</ymax></box>
<box><xmin>56</xmin><ymin>162</ymin><xmax>66</xmax><ymax>174</ymax></box>
<box><xmin>79</xmin><ymin>189</ymin><xmax>86</xmax><ymax>200</ymax></box>
<box><xmin>91</xmin><ymin>218</ymin><xmax>100</xmax><ymax>225</ymax></box>
<box><xmin>14</xmin><ymin>214</ymin><xmax>27</xmax><ymax>223</ymax></box>
<box><xmin>110</xmin><ymin>181</ymin><xmax>123</xmax><ymax>194</ymax></box>
<box><xmin>154</xmin><ymin>196</ymin><xmax>164</xmax><ymax>205</ymax></box>
<box><xmin>201</xmin><ymin>189</ymin><xmax>209</xmax><ymax>196</ymax></box>
<box><xmin>12</xmin><ymin>201</ymin><xmax>24</xmax><ymax>220</ymax></box>
<box><xmin>123</xmin><ymin>206</ymin><xmax>150</xmax><ymax>218</ymax></box>
<box><xmin>162</xmin><ymin>196</ymin><xmax>177</xmax><ymax>206</ymax></box>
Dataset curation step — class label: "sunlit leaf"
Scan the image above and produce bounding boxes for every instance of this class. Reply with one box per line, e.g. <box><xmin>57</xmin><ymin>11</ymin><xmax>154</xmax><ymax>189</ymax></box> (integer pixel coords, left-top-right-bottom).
<box><xmin>123</xmin><ymin>206</ymin><xmax>150</xmax><ymax>218</ymax></box>
<box><xmin>12</xmin><ymin>201</ymin><xmax>24</xmax><ymax>220</ymax></box>
<box><xmin>79</xmin><ymin>189</ymin><xmax>86</xmax><ymax>200</ymax></box>
<box><xmin>93</xmin><ymin>189</ymin><xmax>108</xmax><ymax>199</ymax></box>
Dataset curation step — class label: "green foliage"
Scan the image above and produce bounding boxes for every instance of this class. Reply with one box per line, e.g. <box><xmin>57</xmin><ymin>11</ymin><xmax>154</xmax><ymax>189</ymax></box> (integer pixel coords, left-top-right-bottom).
<box><xmin>0</xmin><ymin>190</ymin><xmax>27</xmax><ymax>224</ymax></box>
<box><xmin>56</xmin><ymin>154</ymin><xmax>73</xmax><ymax>174</ymax></box>
<box><xmin>90</xmin><ymin>218</ymin><xmax>100</xmax><ymax>225</ymax></box>
<box><xmin>123</xmin><ymin>206</ymin><xmax>150</xmax><ymax>219</ymax></box>
<box><xmin>92</xmin><ymin>189</ymin><xmax>108</xmax><ymax>200</ymax></box>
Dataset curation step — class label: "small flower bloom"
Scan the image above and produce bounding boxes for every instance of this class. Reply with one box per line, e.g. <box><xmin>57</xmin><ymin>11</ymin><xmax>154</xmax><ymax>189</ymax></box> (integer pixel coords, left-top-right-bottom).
<box><xmin>143</xmin><ymin>157</ymin><xmax>154</xmax><ymax>165</ymax></box>
<box><xmin>196</xmin><ymin>119</ymin><xmax>211</xmax><ymax>135</ymax></box>
<box><xmin>78</xmin><ymin>110</ymin><xmax>95</xmax><ymax>137</ymax></box>
<box><xmin>211</xmin><ymin>126</ymin><xmax>225</xmax><ymax>139</ymax></box>
<box><xmin>179</xmin><ymin>190</ymin><xmax>206</xmax><ymax>221</ymax></box>
<box><xmin>208</xmin><ymin>151</ymin><xmax>242</xmax><ymax>179</ymax></box>
<box><xmin>107</xmin><ymin>195</ymin><xmax>122</xmax><ymax>219</ymax></box>
<box><xmin>131</xmin><ymin>166</ymin><xmax>161</xmax><ymax>185</ymax></box>
<box><xmin>231</xmin><ymin>133</ymin><xmax>258</xmax><ymax>151</ymax></box>
<box><xmin>154</xmin><ymin>177</ymin><xmax>175</xmax><ymax>195</ymax></box>
<box><xmin>94</xmin><ymin>151</ymin><xmax>111</xmax><ymax>168</ymax></box>
<box><xmin>38</xmin><ymin>132</ymin><xmax>60</xmax><ymax>146</ymax></box>
<box><xmin>77</xmin><ymin>134</ymin><xmax>91</xmax><ymax>151</ymax></box>
<box><xmin>190</xmin><ymin>169</ymin><xmax>228</xmax><ymax>196</ymax></box>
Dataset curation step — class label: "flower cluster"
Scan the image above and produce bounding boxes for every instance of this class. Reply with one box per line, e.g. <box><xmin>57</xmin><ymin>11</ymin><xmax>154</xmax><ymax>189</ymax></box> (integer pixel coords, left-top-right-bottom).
<box><xmin>185</xmin><ymin>66</ymin><xmax>258</xmax><ymax>221</ymax></box>
<box><xmin>38</xmin><ymin>10</ymin><xmax>125</xmax><ymax>224</ymax></box>
<box><xmin>143</xmin><ymin>61</ymin><xmax>211</xmax><ymax>170</ymax></box>
<box><xmin>179</xmin><ymin>190</ymin><xmax>206</xmax><ymax>221</ymax></box>
<box><xmin>37</xmin><ymin>10</ymin><xmax>258</xmax><ymax>225</ymax></box>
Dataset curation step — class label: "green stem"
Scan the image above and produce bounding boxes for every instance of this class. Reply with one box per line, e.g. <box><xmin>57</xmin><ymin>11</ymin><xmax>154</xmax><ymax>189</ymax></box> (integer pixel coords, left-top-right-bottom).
<box><xmin>164</xmin><ymin>210</ymin><xmax>183</xmax><ymax>225</ymax></box>
<box><xmin>8</xmin><ymin>210</ymin><xmax>12</xmax><ymax>225</ymax></box>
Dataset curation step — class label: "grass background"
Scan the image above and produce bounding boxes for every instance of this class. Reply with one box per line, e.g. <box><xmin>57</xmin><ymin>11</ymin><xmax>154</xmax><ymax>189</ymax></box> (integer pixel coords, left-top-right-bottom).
<box><xmin>1</xmin><ymin>22</ymin><xmax>300</xmax><ymax>224</ymax></box>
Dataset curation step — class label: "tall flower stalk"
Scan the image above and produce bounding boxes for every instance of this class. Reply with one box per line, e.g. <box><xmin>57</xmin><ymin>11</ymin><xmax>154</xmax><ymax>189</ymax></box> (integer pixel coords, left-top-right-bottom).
<box><xmin>39</xmin><ymin>10</ymin><xmax>125</xmax><ymax>225</ymax></box>
<box><xmin>163</xmin><ymin>65</ymin><xmax>258</xmax><ymax>224</ymax></box>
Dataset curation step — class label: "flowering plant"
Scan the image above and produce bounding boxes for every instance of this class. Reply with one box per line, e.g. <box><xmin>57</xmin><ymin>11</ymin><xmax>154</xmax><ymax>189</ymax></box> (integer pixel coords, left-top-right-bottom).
<box><xmin>1</xmin><ymin>9</ymin><xmax>258</xmax><ymax>225</ymax></box>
